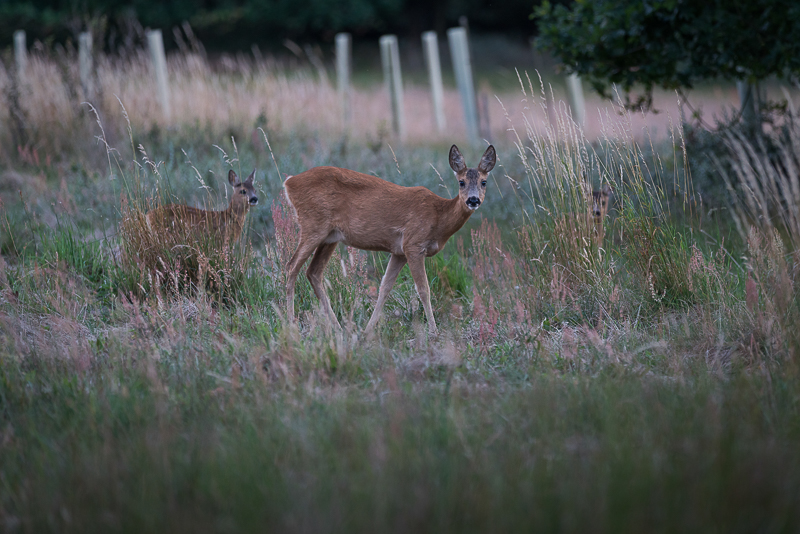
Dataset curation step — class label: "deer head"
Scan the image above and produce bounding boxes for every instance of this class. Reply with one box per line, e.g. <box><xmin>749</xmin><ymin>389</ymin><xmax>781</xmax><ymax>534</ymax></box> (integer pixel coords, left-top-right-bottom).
<box><xmin>229</xmin><ymin>169</ymin><xmax>259</xmax><ymax>212</ymax></box>
<box><xmin>591</xmin><ymin>184</ymin><xmax>611</xmax><ymax>220</ymax></box>
<box><xmin>450</xmin><ymin>144</ymin><xmax>496</xmax><ymax>211</ymax></box>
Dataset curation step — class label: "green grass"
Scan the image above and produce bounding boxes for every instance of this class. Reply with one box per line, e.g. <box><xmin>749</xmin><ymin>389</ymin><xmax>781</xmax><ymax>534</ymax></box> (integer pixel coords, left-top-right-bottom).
<box><xmin>2</xmin><ymin>352</ymin><xmax>799</xmax><ymax>533</ymax></box>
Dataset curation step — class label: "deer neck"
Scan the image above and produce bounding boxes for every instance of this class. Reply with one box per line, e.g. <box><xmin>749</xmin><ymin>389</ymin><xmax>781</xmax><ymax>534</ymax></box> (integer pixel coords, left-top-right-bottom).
<box><xmin>224</xmin><ymin>200</ymin><xmax>249</xmax><ymax>218</ymax></box>
<box><xmin>438</xmin><ymin>196</ymin><xmax>474</xmax><ymax>241</ymax></box>
<box><xmin>221</xmin><ymin>201</ymin><xmax>249</xmax><ymax>236</ymax></box>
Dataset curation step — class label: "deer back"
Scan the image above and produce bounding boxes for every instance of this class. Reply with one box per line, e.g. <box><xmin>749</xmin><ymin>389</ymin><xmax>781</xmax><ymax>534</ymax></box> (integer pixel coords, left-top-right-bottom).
<box><xmin>146</xmin><ymin>169</ymin><xmax>258</xmax><ymax>244</ymax></box>
<box><xmin>285</xmin><ymin>166</ymin><xmax>469</xmax><ymax>254</ymax></box>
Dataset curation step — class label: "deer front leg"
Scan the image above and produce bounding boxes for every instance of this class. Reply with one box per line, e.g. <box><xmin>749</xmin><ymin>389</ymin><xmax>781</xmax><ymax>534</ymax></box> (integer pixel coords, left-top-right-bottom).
<box><xmin>365</xmin><ymin>254</ymin><xmax>407</xmax><ymax>335</ymax></box>
<box><xmin>285</xmin><ymin>239</ymin><xmax>320</xmax><ymax>324</ymax></box>
<box><xmin>306</xmin><ymin>242</ymin><xmax>341</xmax><ymax>329</ymax></box>
<box><xmin>406</xmin><ymin>253</ymin><xmax>438</xmax><ymax>336</ymax></box>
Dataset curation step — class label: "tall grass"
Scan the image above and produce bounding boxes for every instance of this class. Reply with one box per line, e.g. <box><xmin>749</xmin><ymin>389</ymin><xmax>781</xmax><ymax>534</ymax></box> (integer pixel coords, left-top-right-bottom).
<box><xmin>486</xmin><ymin>73</ymin><xmax>727</xmax><ymax>332</ymax></box>
<box><xmin>718</xmin><ymin>111</ymin><xmax>800</xmax><ymax>364</ymax></box>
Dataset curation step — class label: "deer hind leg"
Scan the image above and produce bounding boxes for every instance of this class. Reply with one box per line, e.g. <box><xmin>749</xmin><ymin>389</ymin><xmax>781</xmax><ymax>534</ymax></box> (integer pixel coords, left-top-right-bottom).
<box><xmin>406</xmin><ymin>254</ymin><xmax>438</xmax><ymax>336</ymax></box>
<box><xmin>285</xmin><ymin>238</ymin><xmax>321</xmax><ymax>324</ymax></box>
<box><xmin>365</xmin><ymin>254</ymin><xmax>407</xmax><ymax>335</ymax></box>
<box><xmin>306</xmin><ymin>242</ymin><xmax>341</xmax><ymax>329</ymax></box>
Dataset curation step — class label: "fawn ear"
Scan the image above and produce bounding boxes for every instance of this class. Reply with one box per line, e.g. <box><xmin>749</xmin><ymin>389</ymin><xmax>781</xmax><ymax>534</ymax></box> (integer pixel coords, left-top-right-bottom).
<box><xmin>245</xmin><ymin>169</ymin><xmax>255</xmax><ymax>185</ymax></box>
<box><xmin>449</xmin><ymin>145</ymin><xmax>466</xmax><ymax>173</ymax></box>
<box><xmin>228</xmin><ymin>169</ymin><xmax>238</xmax><ymax>186</ymax></box>
<box><xmin>601</xmin><ymin>183</ymin><xmax>611</xmax><ymax>195</ymax></box>
<box><xmin>478</xmin><ymin>145</ymin><xmax>496</xmax><ymax>173</ymax></box>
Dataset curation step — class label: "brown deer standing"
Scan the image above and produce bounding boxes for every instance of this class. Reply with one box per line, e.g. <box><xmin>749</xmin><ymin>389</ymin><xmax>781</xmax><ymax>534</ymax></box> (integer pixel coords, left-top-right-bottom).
<box><xmin>146</xmin><ymin>169</ymin><xmax>259</xmax><ymax>243</ymax></box>
<box><xmin>283</xmin><ymin>144</ymin><xmax>496</xmax><ymax>335</ymax></box>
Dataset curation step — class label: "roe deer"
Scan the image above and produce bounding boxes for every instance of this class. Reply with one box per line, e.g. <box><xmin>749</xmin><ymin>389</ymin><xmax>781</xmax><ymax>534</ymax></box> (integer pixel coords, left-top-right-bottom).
<box><xmin>591</xmin><ymin>184</ymin><xmax>611</xmax><ymax>242</ymax></box>
<box><xmin>283</xmin><ymin>144</ymin><xmax>496</xmax><ymax>335</ymax></box>
<box><xmin>552</xmin><ymin>183</ymin><xmax>611</xmax><ymax>247</ymax></box>
<box><xmin>146</xmin><ymin>169</ymin><xmax>259</xmax><ymax>243</ymax></box>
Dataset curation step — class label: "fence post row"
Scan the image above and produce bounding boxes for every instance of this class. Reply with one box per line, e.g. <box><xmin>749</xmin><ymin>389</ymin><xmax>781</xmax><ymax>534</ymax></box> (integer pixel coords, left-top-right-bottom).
<box><xmin>379</xmin><ymin>35</ymin><xmax>406</xmax><ymax>140</ymax></box>
<box><xmin>421</xmin><ymin>31</ymin><xmax>446</xmax><ymax>133</ymax></box>
<box><xmin>9</xmin><ymin>27</ymin><xmax>493</xmax><ymax>140</ymax></box>
<box><xmin>335</xmin><ymin>32</ymin><xmax>351</xmax><ymax>126</ymax></box>
<box><xmin>13</xmin><ymin>30</ymin><xmax>27</xmax><ymax>82</ymax></box>
<box><xmin>146</xmin><ymin>29</ymin><xmax>171</xmax><ymax>121</ymax></box>
<box><xmin>447</xmin><ymin>27</ymin><xmax>479</xmax><ymax>145</ymax></box>
<box><xmin>79</xmin><ymin>32</ymin><xmax>94</xmax><ymax>102</ymax></box>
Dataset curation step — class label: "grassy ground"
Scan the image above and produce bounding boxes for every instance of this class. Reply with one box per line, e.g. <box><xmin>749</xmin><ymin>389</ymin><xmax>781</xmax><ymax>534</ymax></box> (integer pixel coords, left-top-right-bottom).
<box><xmin>1</xmin><ymin>45</ymin><xmax>800</xmax><ymax>532</ymax></box>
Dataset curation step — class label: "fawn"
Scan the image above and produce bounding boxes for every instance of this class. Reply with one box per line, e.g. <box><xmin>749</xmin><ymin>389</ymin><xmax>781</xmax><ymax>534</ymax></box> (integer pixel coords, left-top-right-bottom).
<box><xmin>146</xmin><ymin>169</ymin><xmax>259</xmax><ymax>243</ymax></box>
<box><xmin>591</xmin><ymin>184</ymin><xmax>611</xmax><ymax>241</ymax></box>
<box><xmin>552</xmin><ymin>183</ymin><xmax>611</xmax><ymax>247</ymax></box>
<box><xmin>283</xmin><ymin>144</ymin><xmax>496</xmax><ymax>335</ymax></box>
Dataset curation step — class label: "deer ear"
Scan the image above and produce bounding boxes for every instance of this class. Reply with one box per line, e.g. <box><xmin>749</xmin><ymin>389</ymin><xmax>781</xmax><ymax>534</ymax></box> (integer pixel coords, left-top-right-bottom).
<box><xmin>601</xmin><ymin>183</ymin><xmax>611</xmax><ymax>195</ymax></box>
<box><xmin>245</xmin><ymin>169</ymin><xmax>255</xmax><ymax>185</ymax></box>
<box><xmin>228</xmin><ymin>169</ymin><xmax>238</xmax><ymax>186</ymax></box>
<box><xmin>478</xmin><ymin>145</ymin><xmax>496</xmax><ymax>173</ymax></box>
<box><xmin>449</xmin><ymin>145</ymin><xmax>466</xmax><ymax>173</ymax></box>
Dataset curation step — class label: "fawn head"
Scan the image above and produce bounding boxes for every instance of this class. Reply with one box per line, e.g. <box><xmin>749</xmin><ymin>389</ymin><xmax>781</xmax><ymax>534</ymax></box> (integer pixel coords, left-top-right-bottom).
<box><xmin>450</xmin><ymin>144</ymin><xmax>496</xmax><ymax>211</ymax></box>
<box><xmin>592</xmin><ymin>184</ymin><xmax>611</xmax><ymax>220</ymax></box>
<box><xmin>229</xmin><ymin>169</ymin><xmax>259</xmax><ymax>211</ymax></box>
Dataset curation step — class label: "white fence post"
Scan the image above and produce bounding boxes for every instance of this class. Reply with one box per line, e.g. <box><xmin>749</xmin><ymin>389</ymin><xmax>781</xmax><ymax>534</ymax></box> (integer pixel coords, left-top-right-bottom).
<box><xmin>422</xmin><ymin>31</ymin><xmax>446</xmax><ymax>133</ymax></box>
<box><xmin>79</xmin><ymin>32</ymin><xmax>94</xmax><ymax>102</ymax></box>
<box><xmin>566</xmin><ymin>72</ymin><xmax>586</xmax><ymax>129</ymax></box>
<box><xmin>478</xmin><ymin>91</ymin><xmax>490</xmax><ymax>140</ymax></box>
<box><xmin>146</xmin><ymin>29</ymin><xmax>171</xmax><ymax>121</ymax></box>
<box><xmin>335</xmin><ymin>32</ymin><xmax>351</xmax><ymax>126</ymax></box>
<box><xmin>447</xmin><ymin>27</ymin><xmax>478</xmax><ymax>145</ymax></box>
<box><xmin>379</xmin><ymin>35</ymin><xmax>406</xmax><ymax>140</ymax></box>
<box><xmin>13</xmin><ymin>30</ymin><xmax>27</xmax><ymax>82</ymax></box>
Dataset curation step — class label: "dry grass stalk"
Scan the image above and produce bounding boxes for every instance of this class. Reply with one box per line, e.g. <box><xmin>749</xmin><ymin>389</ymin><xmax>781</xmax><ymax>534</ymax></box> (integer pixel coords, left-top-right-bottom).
<box><xmin>719</xmin><ymin>112</ymin><xmax>800</xmax><ymax>362</ymax></box>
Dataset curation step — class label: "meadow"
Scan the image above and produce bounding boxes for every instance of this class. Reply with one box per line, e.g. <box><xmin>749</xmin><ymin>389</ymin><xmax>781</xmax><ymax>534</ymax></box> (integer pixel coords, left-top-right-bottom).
<box><xmin>1</xmin><ymin>41</ymin><xmax>799</xmax><ymax>533</ymax></box>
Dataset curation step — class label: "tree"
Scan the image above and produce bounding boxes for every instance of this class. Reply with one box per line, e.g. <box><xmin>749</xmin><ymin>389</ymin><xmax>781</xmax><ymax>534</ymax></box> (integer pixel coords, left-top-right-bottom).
<box><xmin>533</xmin><ymin>0</ymin><xmax>800</xmax><ymax>126</ymax></box>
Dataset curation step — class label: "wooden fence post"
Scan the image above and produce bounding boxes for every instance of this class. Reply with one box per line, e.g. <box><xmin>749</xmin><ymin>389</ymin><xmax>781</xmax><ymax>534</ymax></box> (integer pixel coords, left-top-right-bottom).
<box><xmin>146</xmin><ymin>29</ymin><xmax>171</xmax><ymax>121</ymax></box>
<box><xmin>737</xmin><ymin>80</ymin><xmax>760</xmax><ymax>136</ymax></box>
<box><xmin>13</xmin><ymin>30</ymin><xmax>27</xmax><ymax>82</ymax></box>
<box><xmin>335</xmin><ymin>32</ymin><xmax>351</xmax><ymax>126</ymax></box>
<box><xmin>79</xmin><ymin>32</ymin><xmax>94</xmax><ymax>102</ymax></box>
<box><xmin>566</xmin><ymin>72</ymin><xmax>586</xmax><ymax>129</ymax></box>
<box><xmin>447</xmin><ymin>27</ymin><xmax>478</xmax><ymax>144</ymax></box>
<box><xmin>422</xmin><ymin>31</ymin><xmax>446</xmax><ymax>132</ymax></box>
<box><xmin>379</xmin><ymin>35</ymin><xmax>406</xmax><ymax>140</ymax></box>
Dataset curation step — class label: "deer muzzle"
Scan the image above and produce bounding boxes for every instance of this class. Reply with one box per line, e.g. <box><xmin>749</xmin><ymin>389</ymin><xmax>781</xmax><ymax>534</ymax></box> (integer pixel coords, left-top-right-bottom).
<box><xmin>466</xmin><ymin>196</ymin><xmax>481</xmax><ymax>210</ymax></box>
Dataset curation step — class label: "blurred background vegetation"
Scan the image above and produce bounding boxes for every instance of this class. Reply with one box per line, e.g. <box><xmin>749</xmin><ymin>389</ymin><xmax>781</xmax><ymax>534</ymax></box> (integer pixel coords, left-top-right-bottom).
<box><xmin>0</xmin><ymin>0</ymin><xmax>542</xmax><ymax>51</ymax></box>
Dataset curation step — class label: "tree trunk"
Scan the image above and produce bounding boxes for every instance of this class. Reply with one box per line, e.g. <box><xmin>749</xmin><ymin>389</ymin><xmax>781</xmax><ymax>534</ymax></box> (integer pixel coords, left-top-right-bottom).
<box><xmin>737</xmin><ymin>80</ymin><xmax>760</xmax><ymax>138</ymax></box>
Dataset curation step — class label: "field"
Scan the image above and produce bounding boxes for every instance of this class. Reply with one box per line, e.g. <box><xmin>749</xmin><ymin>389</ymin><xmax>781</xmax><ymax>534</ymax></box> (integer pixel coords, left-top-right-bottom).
<box><xmin>1</xmin><ymin>41</ymin><xmax>800</xmax><ymax>533</ymax></box>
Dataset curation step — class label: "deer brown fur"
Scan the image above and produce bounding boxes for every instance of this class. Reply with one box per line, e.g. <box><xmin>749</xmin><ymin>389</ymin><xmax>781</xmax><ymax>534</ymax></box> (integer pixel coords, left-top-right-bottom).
<box><xmin>554</xmin><ymin>184</ymin><xmax>612</xmax><ymax>246</ymax></box>
<box><xmin>591</xmin><ymin>184</ymin><xmax>611</xmax><ymax>242</ymax></box>
<box><xmin>283</xmin><ymin>144</ymin><xmax>496</xmax><ymax>335</ymax></box>
<box><xmin>146</xmin><ymin>169</ymin><xmax>259</xmax><ymax>244</ymax></box>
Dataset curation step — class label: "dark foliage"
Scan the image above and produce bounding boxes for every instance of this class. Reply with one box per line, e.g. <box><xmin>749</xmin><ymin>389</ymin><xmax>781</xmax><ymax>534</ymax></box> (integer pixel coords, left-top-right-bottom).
<box><xmin>1</xmin><ymin>0</ymin><xmax>538</xmax><ymax>51</ymax></box>
<box><xmin>534</xmin><ymin>0</ymin><xmax>800</xmax><ymax>109</ymax></box>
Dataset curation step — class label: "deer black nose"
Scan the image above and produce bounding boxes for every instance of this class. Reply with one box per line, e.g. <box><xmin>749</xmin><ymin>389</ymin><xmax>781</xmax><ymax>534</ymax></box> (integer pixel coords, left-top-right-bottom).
<box><xmin>466</xmin><ymin>196</ymin><xmax>481</xmax><ymax>209</ymax></box>
<box><xmin>250</xmin><ymin>196</ymin><xmax>259</xmax><ymax>205</ymax></box>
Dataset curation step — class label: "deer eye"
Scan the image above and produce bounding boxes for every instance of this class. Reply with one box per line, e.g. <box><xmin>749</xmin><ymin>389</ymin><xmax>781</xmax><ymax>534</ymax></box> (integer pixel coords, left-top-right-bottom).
<box><xmin>459</xmin><ymin>180</ymin><xmax>465</xmax><ymax>188</ymax></box>
<box><xmin>240</xmin><ymin>190</ymin><xmax>247</xmax><ymax>195</ymax></box>
<box><xmin>481</xmin><ymin>180</ymin><xmax>487</xmax><ymax>187</ymax></box>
